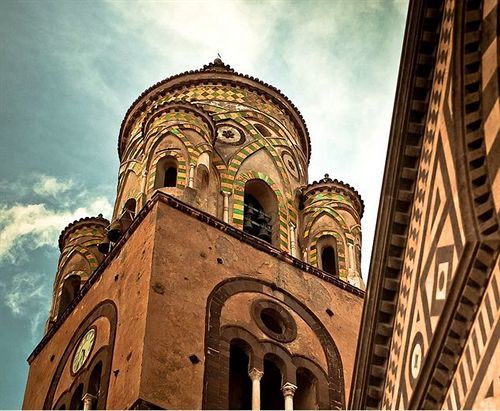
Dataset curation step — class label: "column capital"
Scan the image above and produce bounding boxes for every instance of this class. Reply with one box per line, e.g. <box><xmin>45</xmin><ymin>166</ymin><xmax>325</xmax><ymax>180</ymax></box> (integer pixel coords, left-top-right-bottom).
<box><xmin>221</xmin><ymin>189</ymin><xmax>232</xmax><ymax>197</ymax></box>
<box><xmin>289</xmin><ymin>222</ymin><xmax>296</xmax><ymax>230</ymax></box>
<box><xmin>281</xmin><ymin>382</ymin><xmax>298</xmax><ymax>397</ymax></box>
<box><xmin>82</xmin><ymin>393</ymin><xmax>96</xmax><ymax>411</ymax></box>
<box><xmin>248</xmin><ymin>367</ymin><xmax>264</xmax><ymax>381</ymax></box>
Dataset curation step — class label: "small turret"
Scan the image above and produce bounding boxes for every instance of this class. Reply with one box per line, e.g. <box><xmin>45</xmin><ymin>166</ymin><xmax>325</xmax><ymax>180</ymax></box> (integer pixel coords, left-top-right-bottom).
<box><xmin>300</xmin><ymin>174</ymin><xmax>364</xmax><ymax>288</ymax></box>
<box><xmin>47</xmin><ymin>215</ymin><xmax>109</xmax><ymax>327</ymax></box>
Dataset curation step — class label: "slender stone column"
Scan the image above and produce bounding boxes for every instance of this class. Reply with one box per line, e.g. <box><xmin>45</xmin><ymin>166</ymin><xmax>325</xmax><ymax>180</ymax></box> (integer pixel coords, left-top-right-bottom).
<box><xmin>222</xmin><ymin>191</ymin><xmax>232</xmax><ymax>223</ymax></box>
<box><xmin>82</xmin><ymin>393</ymin><xmax>96</xmax><ymax>411</ymax></box>
<box><xmin>282</xmin><ymin>382</ymin><xmax>297</xmax><ymax>411</ymax></box>
<box><xmin>188</xmin><ymin>163</ymin><xmax>196</xmax><ymax>188</ymax></box>
<box><xmin>140</xmin><ymin>170</ymin><xmax>148</xmax><ymax>208</ymax></box>
<box><xmin>248</xmin><ymin>368</ymin><xmax>264</xmax><ymax>410</ymax></box>
<box><xmin>289</xmin><ymin>223</ymin><xmax>297</xmax><ymax>257</ymax></box>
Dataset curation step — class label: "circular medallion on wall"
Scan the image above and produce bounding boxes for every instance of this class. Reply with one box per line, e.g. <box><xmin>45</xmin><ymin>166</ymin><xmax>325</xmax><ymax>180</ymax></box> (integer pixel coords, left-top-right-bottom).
<box><xmin>251</xmin><ymin>299</ymin><xmax>297</xmax><ymax>343</ymax></box>
<box><xmin>281</xmin><ymin>150</ymin><xmax>300</xmax><ymax>180</ymax></box>
<box><xmin>409</xmin><ymin>331</ymin><xmax>424</xmax><ymax>385</ymax></box>
<box><xmin>71</xmin><ymin>327</ymin><xmax>96</xmax><ymax>374</ymax></box>
<box><xmin>216</xmin><ymin>125</ymin><xmax>245</xmax><ymax>145</ymax></box>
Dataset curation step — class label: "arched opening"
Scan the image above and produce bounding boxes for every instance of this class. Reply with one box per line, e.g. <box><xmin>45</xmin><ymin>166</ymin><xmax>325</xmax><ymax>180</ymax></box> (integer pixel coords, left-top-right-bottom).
<box><xmin>88</xmin><ymin>361</ymin><xmax>102</xmax><ymax>407</ymax></box>
<box><xmin>295</xmin><ymin>367</ymin><xmax>318</xmax><ymax>410</ymax></box>
<box><xmin>228</xmin><ymin>341</ymin><xmax>252</xmax><ymax>410</ymax></box>
<box><xmin>123</xmin><ymin>198</ymin><xmax>136</xmax><ymax>218</ymax></box>
<box><xmin>70</xmin><ymin>384</ymin><xmax>84</xmax><ymax>410</ymax></box>
<box><xmin>261</xmin><ymin>356</ymin><xmax>284</xmax><ymax>410</ymax></box>
<box><xmin>254</xmin><ymin>123</ymin><xmax>271</xmax><ymax>137</ymax></box>
<box><xmin>243</xmin><ymin>179</ymin><xmax>278</xmax><ymax>245</ymax></box>
<box><xmin>154</xmin><ymin>156</ymin><xmax>178</xmax><ymax>189</ymax></box>
<box><xmin>164</xmin><ymin>167</ymin><xmax>177</xmax><ymax>187</ymax></box>
<box><xmin>58</xmin><ymin>274</ymin><xmax>81</xmax><ymax>317</ymax></box>
<box><xmin>321</xmin><ymin>246</ymin><xmax>337</xmax><ymax>276</ymax></box>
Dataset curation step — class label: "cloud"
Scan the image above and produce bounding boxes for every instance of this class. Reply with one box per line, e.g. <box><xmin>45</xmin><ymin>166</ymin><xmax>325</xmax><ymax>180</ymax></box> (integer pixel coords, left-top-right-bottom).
<box><xmin>0</xmin><ymin>271</ymin><xmax>51</xmax><ymax>338</ymax></box>
<box><xmin>33</xmin><ymin>175</ymin><xmax>73</xmax><ymax>197</ymax></box>
<box><xmin>0</xmin><ymin>174</ymin><xmax>113</xmax><ymax>262</ymax></box>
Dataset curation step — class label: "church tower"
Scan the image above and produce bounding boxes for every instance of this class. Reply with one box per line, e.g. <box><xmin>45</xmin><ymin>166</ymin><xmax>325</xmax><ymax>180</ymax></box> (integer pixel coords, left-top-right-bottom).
<box><xmin>23</xmin><ymin>59</ymin><xmax>364</xmax><ymax>410</ymax></box>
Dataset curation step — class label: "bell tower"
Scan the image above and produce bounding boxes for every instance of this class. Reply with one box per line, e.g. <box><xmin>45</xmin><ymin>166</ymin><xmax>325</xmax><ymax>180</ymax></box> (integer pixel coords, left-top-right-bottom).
<box><xmin>23</xmin><ymin>59</ymin><xmax>365</xmax><ymax>410</ymax></box>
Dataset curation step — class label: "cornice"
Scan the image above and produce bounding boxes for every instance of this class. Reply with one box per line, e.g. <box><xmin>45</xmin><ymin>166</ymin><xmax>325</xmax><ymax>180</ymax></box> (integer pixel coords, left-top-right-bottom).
<box><xmin>349</xmin><ymin>1</ymin><xmax>445</xmax><ymax>408</ymax></box>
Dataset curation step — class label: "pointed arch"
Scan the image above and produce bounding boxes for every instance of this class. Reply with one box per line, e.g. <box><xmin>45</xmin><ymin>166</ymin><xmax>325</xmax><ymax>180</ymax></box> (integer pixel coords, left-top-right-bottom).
<box><xmin>233</xmin><ymin>171</ymin><xmax>289</xmax><ymax>251</ymax></box>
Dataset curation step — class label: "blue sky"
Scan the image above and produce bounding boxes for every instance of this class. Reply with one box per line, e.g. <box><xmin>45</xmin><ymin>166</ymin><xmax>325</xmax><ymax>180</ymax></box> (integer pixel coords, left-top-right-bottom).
<box><xmin>0</xmin><ymin>1</ymin><xmax>407</xmax><ymax>407</ymax></box>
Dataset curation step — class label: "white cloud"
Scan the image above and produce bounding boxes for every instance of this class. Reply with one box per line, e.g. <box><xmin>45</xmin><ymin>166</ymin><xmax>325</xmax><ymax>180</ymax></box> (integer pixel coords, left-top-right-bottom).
<box><xmin>33</xmin><ymin>175</ymin><xmax>73</xmax><ymax>197</ymax></box>
<box><xmin>0</xmin><ymin>196</ymin><xmax>112</xmax><ymax>263</ymax></box>
<box><xmin>0</xmin><ymin>271</ymin><xmax>51</xmax><ymax>338</ymax></box>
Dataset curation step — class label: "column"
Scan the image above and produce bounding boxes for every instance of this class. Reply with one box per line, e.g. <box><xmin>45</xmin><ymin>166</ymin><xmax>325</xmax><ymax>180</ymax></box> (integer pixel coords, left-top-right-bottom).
<box><xmin>289</xmin><ymin>223</ymin><xmax>297</xmax><ymax>257</ymax></box>
<box><xmin>82</xmin><ymin>393</ymin><xmax>96</xmax><ymax>411</ymax></box>
<box><xmin>248</xmin><ymin>368</ymin><xmax>264</xmax><ymax>411</ymax></box>
<box><xmin>222</xmin><ymin>191</ymin><xmax>231</xmax><ymax>223</ymax></box>
<box><xmin>282</xmin><ymin>382</ymin><xmax>297</xmax><ymax>411</ymax></box>
<box><xmin>188</xmin><ymin>163</ymin><xmax>196</xmax><ymax>188</ymax></box>
<box><xmin>140</xmin><ymin>170</ymin><xmax>148</xmax><ymax>209</ymax></box>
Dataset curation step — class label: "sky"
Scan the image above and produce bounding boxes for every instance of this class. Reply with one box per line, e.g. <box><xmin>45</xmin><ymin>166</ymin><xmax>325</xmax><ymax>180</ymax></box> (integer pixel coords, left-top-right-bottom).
<box><xmin>0</xmin><ymin>1</ymin><xmax>408</xmax><ymax>408</ymax></box>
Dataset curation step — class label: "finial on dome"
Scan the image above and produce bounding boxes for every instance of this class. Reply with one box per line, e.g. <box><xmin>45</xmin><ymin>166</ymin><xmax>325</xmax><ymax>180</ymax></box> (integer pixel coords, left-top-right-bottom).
<box><xmin>324</xmin><ymin>173</ymin><xmax>330</xmax><ymax>179</ymax></box>
<box><xmin>214</xmin><ymin>53</ymin><xmax>223</xmax><ymax>66</ymax></box>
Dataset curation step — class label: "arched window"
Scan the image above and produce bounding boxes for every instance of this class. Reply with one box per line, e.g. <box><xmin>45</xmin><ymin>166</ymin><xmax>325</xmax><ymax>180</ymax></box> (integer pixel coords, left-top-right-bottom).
<box><xmin>321</xmin><ymin>246</ymin><xmax>337</xmax><ymax>276</ymax></box>
<box><xmin>154</xmin><ymin>156</ymin><xmax>178</xmax><ymax>189</ymax></box>
<box><xmin>295</xmin><ymin>367</ymin><xmax>318</xmax><ymax>410</ymax></box>
<box><xmin>243</xmin><ymin>179</ymin><xmax>278</xmax><ymax>245</ymax></box>
<box><xmin>70</xmin><ymin>383</ymin><xmax>84</xmax><ymax>410</ymax></box>
<box><xmin>58</xmin><ymin>274</ymin><xmax>81</xmax><ymax>317</ymax></box>
<box><xmin>254</xmin><ymin>123</ymin><xmax>271</xmax><ymax>137</ymax></box>
<box><xmin>228</xmin><ymin>341</ymin><xmax>252</xmax><ymax>410</ymax></box>
<box><xmin>261</xmin><ymin>356</ymin><xmax>284</xmax><ymax>410</ymax></box>
<box><xmin>317</xmin><ymin>235</ymin><xmax>339</xmax><ymax>277</ymax></box>
<box><xmin>88</xmin><ymin>361</ymin><xmax>102</xmax><ymax>398</ymax></box>
<box><xmin>123</xmin><ymin>198</ymin><xmax>136</xmax><ymax>218</ymax></box>
<box><xmin>164</xmin><ymin>167</ymin><xmax>177</xmax><ymax>187</ymax></box>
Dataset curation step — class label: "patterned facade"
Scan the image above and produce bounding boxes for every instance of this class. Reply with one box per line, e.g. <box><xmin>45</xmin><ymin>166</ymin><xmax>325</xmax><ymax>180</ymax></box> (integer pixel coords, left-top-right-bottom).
<box><xmin>351</xmin><ymin>0</ymin><xmax>499</xmax><ymax>409</ymax></box>
<box><xmin>24</xmin><ymin>58</ymin><xmax>366</xmax><ymax>410</ymax></box>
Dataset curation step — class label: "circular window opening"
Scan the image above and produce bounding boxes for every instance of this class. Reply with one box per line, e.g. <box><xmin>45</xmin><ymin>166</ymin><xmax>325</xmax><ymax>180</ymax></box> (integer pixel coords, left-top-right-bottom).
<box><xmin>260</xmin><ymin>308</ymin><xmax>284</xmax><ymax>335</ymax></box>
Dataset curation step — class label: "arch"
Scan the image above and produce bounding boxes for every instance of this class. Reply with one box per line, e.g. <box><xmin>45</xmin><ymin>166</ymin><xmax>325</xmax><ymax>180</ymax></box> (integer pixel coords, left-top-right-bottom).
<box><xmin>123</xmin><ymin>198</ymin><xmax>137</xmax><ymax>217</ymax></box>
<box><xmin>45</xmin><ymin>301</ymin><xmax>118</xmax><ymax>410</ymax></box>
<box><xmin>254</xmin><ymin>122</ymin><xmax>272</xmax><ymax>137</ymax></box>
<box><xmin>233</xmin><ymin>172</ymin><xmax>289</xmax><ymax>251</ymax></box>
<box><xmin>321</xmin><ymin>245</ymin><xmax>337</xmax><ymax>276</ymax></box>
<box><xmin>202</xmin><ymin>278</ymin><xmax>345</xmax><ymax>409</ymax></box>
<box><xmin>147</xmin><ymin>151</ymin><xmax>187</xmax><ymax>191</ymax></box>
<box><xmin>295</xmin><ymin>367</ymin><xmax>318</xmax><ymax>410</ymax></box>
<box><xmin>58</xmin><ymin>274</ymin><xmax>81</xmax><ymax>317</ymax></box>
<box><xmin>70</xmin><ymin>383</ymin><xmax>83</xmax><ymax>410</ymax></box>
<box><xmin>243</xmin><ymin>179</ymin><xmax>278</xmax><ymax>244</ymax></box>
<box><xmin>228</xmin><ymin>340</ymin><xmax>252</xmax><ymax>410</ymax></box>
<box><xmin>261</xmin><ymin>354</ymin><xmax>285</xmax><ymax>410</ymax></box>
<box><xmin>88</xmin><ymin>360</ymin><xmax>102</xmax><ymax>398</ymax></box>
<box><xmin>303</xmin><ymin>208</ymin><xmax>349</xmax><ymax>239</ymax></box>
<box><xmin>308</xmin><ymin>231</ymin><xmax>347</xmax><ymax>279</ymax></box>
<box><xmin>154</xmin><ymin>156</ymin><xmax>178</xmax><ymax>188</ymax></box>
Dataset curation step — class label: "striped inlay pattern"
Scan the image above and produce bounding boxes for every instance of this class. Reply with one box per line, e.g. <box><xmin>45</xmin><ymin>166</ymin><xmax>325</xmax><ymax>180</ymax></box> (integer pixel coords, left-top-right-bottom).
<box><xmin>443</xmin><ymin>266</ymin><xmax>499</xmax><ymax>409</ymax></box>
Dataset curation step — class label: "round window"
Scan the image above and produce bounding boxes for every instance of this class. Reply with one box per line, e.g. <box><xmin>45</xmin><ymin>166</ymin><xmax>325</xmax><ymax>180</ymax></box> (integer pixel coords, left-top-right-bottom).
<box><xmin>260</xmin><ymin>308</ymin><xmax>285</xmax><ymax>334</ymax></box>
<box><xmin>251</xmin><ymin>299</ymin><xmax>297</xmax><ymax>342</ymax></box>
